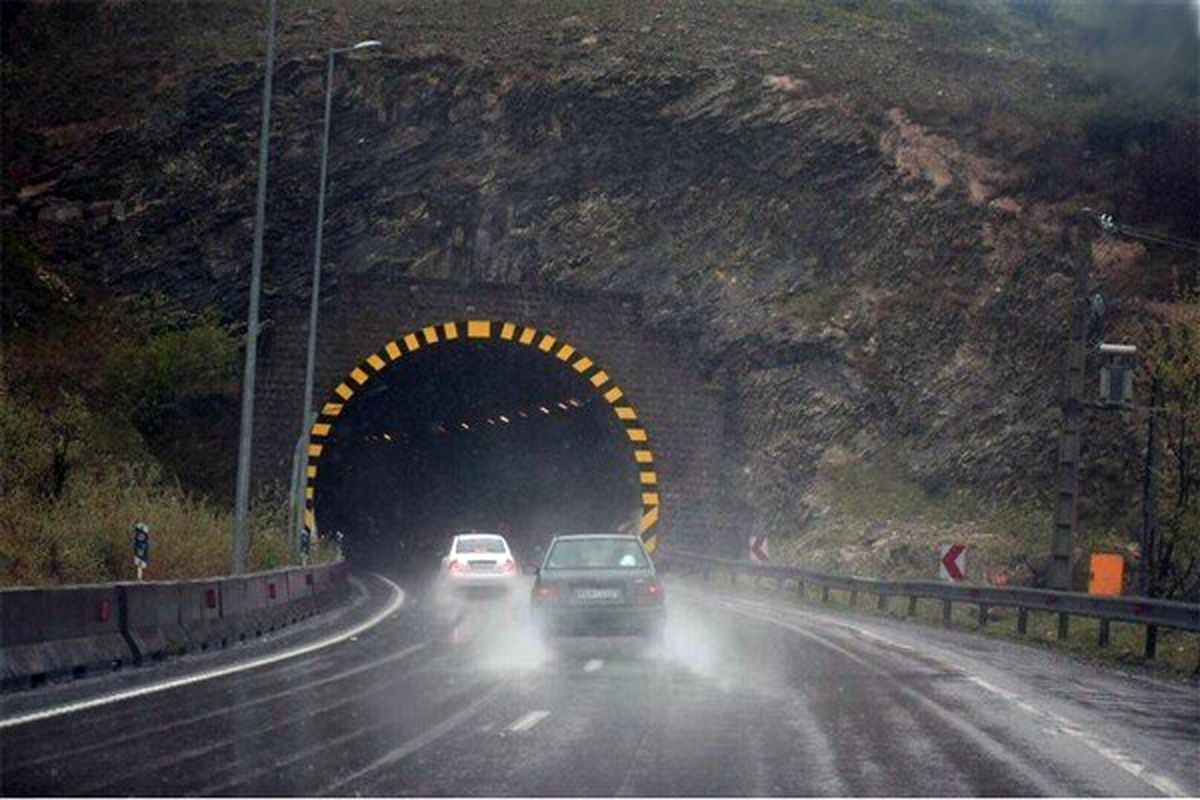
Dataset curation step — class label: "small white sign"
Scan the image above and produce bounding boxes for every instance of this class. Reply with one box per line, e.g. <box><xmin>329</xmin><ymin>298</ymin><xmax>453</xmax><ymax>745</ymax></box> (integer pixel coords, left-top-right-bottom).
<box><xmin>749</xmin><ymin>534</ymin><xmax>770</xmax><ymax>563</ymax></box>
<box><xmin>939</xmin><ymin>544</ymin><xmax>966</xmax><ymax>582</ymax></box>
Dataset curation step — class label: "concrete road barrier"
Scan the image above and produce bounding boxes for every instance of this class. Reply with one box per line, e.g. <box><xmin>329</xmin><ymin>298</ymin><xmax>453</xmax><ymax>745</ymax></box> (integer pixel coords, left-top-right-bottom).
<box><xmin>0</xmin><ymin>560</ymin><xmax>349</xmax><ymax>691</ymax></box>
<box><xmin>286</xmin><ymin>570</ymin><xmax>318</xmax><ymax>622</ymax></box>
<box><xmin>0</xmin><ymin>585</ymin><xmax>130</xmax><ymax>689</ymax></box>
<box><xmin>179</xmin><ymin>580</ymin><xmax>225</xmax><ymax>651</ymax></box>
<box><xmin>123</xmin><ymin>583</ymin><xmax>187</xmax><ymax>662</ymax></box>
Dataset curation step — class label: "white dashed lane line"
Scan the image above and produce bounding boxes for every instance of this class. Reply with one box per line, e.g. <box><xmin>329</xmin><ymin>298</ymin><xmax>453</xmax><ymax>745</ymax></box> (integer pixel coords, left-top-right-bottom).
<box><xmin>507</xmin><ymin>710</ymin><xmax>551</xmax><ymax>733</ymax></box>
<box><xmin>583</xmin><ymin>659</ymin><xmax>604</xmax><ymax>673</ymax></box>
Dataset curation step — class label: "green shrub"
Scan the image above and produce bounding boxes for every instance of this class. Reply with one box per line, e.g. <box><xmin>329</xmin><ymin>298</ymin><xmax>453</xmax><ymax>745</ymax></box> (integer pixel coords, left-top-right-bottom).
<box><xmin>103</xmin><ymin>314</ymin><xmax>237</xmax><ymax>434</ymax></box>
<box><xmin>0</xmin><ymin>467</ymin><xmax>333</xmax><ymax>587</ymax></box>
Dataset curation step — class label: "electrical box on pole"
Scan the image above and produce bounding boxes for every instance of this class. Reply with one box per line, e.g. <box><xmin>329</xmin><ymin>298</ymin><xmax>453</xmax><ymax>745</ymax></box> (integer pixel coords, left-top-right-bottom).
<box><xmin>1097</xmin><ymin>343</ymin><xmax>1136</xmax><ymax>408</ymax></box>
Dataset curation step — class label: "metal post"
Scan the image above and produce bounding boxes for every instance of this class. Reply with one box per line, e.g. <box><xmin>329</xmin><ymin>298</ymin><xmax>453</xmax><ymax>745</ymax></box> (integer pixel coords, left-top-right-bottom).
<box><xmin>287</xmin><ymin>431</ymin><xmax>307</xmax><ymax>554</ymax></box>
<box><xmin>232</xmin><ymin>0</ymin><xmax>278</xmax><ymax>575</ymax></box>
<box><xmin>295</xmin><ymin>50</ymin><xmax>337</xmax><ymax>542</ymax></box>
<box><xmin>1139</xmin><ymin>376</ymin><xmax>1160</xmax><ymax>597</ymax></box>
<box><xmin>1049</xmin><ymin>226</ymin><xmax>1090</xmax><ymax>591</ymax></box>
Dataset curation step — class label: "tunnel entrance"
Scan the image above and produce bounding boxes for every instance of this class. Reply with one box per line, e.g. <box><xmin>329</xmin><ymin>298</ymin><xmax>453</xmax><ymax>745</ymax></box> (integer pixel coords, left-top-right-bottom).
<box><xmin>306</xmin><ymin>321</ymin><xmax>661</xmax><ymax>571</ymax></box>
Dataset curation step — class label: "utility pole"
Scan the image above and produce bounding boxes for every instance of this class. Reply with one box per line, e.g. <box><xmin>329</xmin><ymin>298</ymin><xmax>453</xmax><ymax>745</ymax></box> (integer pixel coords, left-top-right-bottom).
<box><xmin>1048</xmin><ymin>224</ymin><xmax>1090</xmax><ymax>592</ymax></box>
<box><xmin>1140</xmin><ymin>376</ymin><xmax>1160</xmax><ymax>596</ymax></box>
<box><xmin>232</xmin><ymin>0</ymin><xmax>279</xmax><ymax>575</ymax></box>
<box><xmin>293</xmin><ymin>39</ymin><xmax>381</xmax><ymax>558</ymax></box>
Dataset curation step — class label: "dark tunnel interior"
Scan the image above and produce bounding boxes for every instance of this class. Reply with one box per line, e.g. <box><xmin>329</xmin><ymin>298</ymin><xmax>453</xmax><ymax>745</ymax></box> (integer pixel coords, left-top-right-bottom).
<box><xmin>313</xmin><ymin>339</ymin><xmax>642</xmax><ymax>572</ymax></box>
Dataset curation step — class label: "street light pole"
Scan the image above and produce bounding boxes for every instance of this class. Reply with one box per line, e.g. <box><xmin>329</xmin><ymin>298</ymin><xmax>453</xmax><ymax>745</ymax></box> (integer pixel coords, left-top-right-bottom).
<box><xmin>293</xmin><ymin>39</ymin><xmax>382</xmax><ymax>556</ymax></box>
<box><xmin>232</xmin><ymin>0</ymin><xmax>279</xmax><ymax>575</ymax></box>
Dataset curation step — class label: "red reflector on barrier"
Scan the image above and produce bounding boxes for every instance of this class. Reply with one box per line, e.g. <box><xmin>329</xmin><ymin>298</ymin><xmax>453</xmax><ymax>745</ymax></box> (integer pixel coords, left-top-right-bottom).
<box><xmin>268</xmin><ymin>582</ymin><xmax>277</xmax><ymax>600</ymax></box>
<box><xmin>305</xmin><ymin>573</ymin><xmax>314</xmax><ymax>586</ymax></box>
<box><xmin>205</xmin><ymin>588</ymin><xmax>218</xmax><ymax>609</ymax></box>
<box><xmin>97</xmin><ymin>599</ymin><xmax>111</xmax><ymax>622</ymax></box>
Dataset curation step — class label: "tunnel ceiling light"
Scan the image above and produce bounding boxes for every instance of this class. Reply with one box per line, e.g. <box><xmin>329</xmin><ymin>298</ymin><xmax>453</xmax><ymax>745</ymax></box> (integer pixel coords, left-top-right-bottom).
<box><xmin>568</xmin><ymin>398</ymin><xmax>582</xmax><ymax>407</ymax></box>
<box><xmin>540</xmin><ymin>406</ymin><xmax>550</xmax><ymax>415</ymax></box>
<box><xmin>557</xmin><ymin>402</ymin><xmax>568</xmax><ymax>410</ymax></box>
<box><xmin>382</xmin><ymin>432</ymin><xmax>392</xmax><ymax>441</ymax></box>
<box><xmin>499</xmin><ymin>415</ymin><xmax>510</xmax><ymax>423</ymax></box>
<box><xmin>460</xmin><ymin>422</ymin><xmax>470</xmax><ymax>430</ymax></box>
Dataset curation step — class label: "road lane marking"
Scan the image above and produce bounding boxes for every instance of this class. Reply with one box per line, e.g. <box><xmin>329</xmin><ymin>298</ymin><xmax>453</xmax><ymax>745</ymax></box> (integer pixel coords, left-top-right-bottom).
<box><xmin>507</xmin><ymin>710</ymin><xmax>551</xmax><ymax>732</ymax></box>
<box><xmin>0</xmin><ymin>574</ymin><xmax>406</xmax><ymax>730</ymax></box>
<box><xmin>323</xmin><ymin>686</ymin><xmax>505</xmax><ymax>794</ymax></box>
<box><xmin>13</xmin><ymin>640</ymin><xmax>430</xmax><ymax>772</ymax></box>
<box><xmin>966</xmin><ymin>677</ymin><xmax>1187</xmax><ymax>797</ymax></box>
<box><xmin>697</xmin><ymin>594</ymin><xmax>1071</xmax><ymax>794</ymax></box>
<box><xmin>583</xmin><ymin>659</ymin><xmax>604</xmax><ymax>672</ymax></box>
<box><xmin>77</xmin><ymin>641</ymin><xmax>432</xmax><ymax>795</ymax></box>
<box><xmin>689</xmin><ymin>584</ymin><xmax>1192</xmax><ymax>798</ymax></box>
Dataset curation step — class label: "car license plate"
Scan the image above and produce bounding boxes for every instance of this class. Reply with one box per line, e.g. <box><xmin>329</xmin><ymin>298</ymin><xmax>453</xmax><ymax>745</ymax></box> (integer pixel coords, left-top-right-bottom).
<box><xmin>574</xmin><ymin>588</ymin><xmax>621</xmax><ymax>602</ymax></box>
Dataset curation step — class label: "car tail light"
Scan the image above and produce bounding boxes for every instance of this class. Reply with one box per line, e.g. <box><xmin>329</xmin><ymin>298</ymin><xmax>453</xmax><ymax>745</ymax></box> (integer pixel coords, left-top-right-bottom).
<box><xmin>634</xmin><ymin>578</ymin><xmax>664</xmax><ymax>604</ymax></box>
<box><xmin>448</xmin><ymin>559</ymin><xmax>469</xmax><ymax>576</ymax></box>
<box><xmin>533</xmin><ymin>583</ymin><xmax>560</xmax><ymax>603</ymax></box>
<box><xmin>501</xmin><ymin>558</ymin><xmax>517</xmax><ymax>575</ymax></box>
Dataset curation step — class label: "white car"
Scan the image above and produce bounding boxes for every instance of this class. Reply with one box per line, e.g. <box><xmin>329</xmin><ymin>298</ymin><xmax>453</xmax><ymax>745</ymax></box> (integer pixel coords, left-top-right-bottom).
<box><xmin>439</xmin><ymin>533</ymin><xmax>519</xmax><ymax>595</ymax></box>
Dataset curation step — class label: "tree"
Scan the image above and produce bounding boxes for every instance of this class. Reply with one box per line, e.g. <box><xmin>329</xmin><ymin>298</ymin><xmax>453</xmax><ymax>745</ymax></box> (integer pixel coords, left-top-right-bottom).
<box><xmin>1140</xmin><ymin>299</ymin><xmax>1200</xmax><ymax>600</ymax></box>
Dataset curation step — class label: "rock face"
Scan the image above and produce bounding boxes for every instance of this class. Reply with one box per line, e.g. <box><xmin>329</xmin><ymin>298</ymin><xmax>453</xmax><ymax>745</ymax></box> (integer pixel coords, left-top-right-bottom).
<box><xmin>3</xmin><ymin>2</ymin><xmax>1195</xmax><ymax>551</ymax></box>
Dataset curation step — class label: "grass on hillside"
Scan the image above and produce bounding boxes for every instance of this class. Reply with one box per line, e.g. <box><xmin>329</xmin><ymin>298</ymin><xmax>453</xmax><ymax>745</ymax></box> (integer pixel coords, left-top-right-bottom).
<box><xmin>0</xmin><ymin>466</ymin><xmax>337</xmax><ymax>588</ymax></box>
<box><xmin>771</xmin><ymin>457</ymin><xmax>1061</xmax><ymax>583</ymax></box>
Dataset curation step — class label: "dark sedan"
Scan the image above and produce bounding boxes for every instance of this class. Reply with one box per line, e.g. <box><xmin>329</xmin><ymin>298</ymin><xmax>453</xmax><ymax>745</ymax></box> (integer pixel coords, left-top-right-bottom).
<box><xmin>530</xmin><ymin>534</ymin><xmax>665</xmax><ymax>639</ymax></box>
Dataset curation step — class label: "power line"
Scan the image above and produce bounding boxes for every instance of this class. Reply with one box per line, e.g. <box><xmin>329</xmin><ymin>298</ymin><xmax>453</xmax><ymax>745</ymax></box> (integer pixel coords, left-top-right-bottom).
<box><xmin>1085</xmin><ymin>209</ymin><xmax>1200</xmax><ymax>254</ymax></box>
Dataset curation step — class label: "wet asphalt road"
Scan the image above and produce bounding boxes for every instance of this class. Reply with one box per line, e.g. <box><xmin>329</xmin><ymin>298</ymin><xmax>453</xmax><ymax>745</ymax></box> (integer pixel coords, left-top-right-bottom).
<box><xmin>1</xmin><ymin>572</ymin><xmax>1197</xmax><ymax>796</ymax></box>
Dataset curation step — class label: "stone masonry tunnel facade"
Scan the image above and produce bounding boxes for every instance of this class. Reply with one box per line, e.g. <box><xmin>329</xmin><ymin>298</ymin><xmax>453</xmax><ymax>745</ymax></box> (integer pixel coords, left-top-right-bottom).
<box><xmin>253</xmin><ymin>277</ymin><xmax>730</xmax><ymax>555</ymax></box>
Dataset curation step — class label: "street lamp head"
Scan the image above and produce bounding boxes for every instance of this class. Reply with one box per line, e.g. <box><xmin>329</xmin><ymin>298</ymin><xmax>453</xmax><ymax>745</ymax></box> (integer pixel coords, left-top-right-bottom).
<box><xmin>350</xmin><ymin>39</ymin><xmax>383</xmax><ymax>50</ymax></box>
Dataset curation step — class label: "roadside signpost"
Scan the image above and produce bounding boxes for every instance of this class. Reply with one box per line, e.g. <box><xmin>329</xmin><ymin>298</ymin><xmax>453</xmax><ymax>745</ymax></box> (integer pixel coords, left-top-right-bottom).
<box><xmin>133</xmin><ymin>522</ymin><xmax>150</xmax><ymax>581</ymax></box>
<box><xmin>748</xmin><ymin>534</ymin><xmax>769</xmax><ymax>563</ymax></box>
<box><xmin>939</xmin><ymin>544</ymin><xmax>966</xmax><ymax>582</ymax></box>
<box><xmin>300</xmin><ymin>529</ymin><xmax>311</xmax><ymax>567</ymax></box>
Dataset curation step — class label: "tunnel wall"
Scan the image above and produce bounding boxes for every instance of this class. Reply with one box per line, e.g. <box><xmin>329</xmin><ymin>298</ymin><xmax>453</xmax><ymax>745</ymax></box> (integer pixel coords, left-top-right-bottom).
<box><xmin>254</xmin><ymin>277</ymin><xmax>732</xmax><ymax>550</ymax></box>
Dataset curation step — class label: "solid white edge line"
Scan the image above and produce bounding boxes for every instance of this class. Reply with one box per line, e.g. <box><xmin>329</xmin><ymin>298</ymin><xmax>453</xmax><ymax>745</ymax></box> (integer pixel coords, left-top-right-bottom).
<box><xmin>507</xmin><ymin>710</ymin><xmax>551</xmax><ymax>732</ymax></box>
<box><xmin>686</xmin><ymin>582</ymin><xmax>1192</xmax><ymax>798</ymax></box>
<box><xmin>0</xmin><ymin>573</ymin><xmax>405</xmax><ymax>730</ymax></box>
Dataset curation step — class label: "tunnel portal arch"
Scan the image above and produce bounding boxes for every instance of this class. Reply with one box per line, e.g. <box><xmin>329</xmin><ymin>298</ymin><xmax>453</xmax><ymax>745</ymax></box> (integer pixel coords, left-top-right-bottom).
<box><xmin>304</xmin><ymin>319</ymin><xmax>662</xmax><ymax>552</ymax></box>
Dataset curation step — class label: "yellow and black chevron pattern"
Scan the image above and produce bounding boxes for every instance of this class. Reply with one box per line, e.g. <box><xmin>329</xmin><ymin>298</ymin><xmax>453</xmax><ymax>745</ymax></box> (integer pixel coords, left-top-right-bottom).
<box><xmin>303</xmin><ymin>319</ymin><xmax>662</xmax><ymax>552</ymax></box>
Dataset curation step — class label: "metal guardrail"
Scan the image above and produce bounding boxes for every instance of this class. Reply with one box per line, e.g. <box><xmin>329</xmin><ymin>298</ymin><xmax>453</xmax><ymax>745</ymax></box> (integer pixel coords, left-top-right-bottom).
<box><xmin>665</xmin><ymin>550</ymin><xmax>1200</xmax><ymax>661</ymax></box>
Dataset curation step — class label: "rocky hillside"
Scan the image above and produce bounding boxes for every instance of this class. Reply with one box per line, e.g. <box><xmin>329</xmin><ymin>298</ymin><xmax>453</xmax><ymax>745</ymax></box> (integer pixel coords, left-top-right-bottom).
<box><xmin>3</xmin><ymin>1</ymin><xmax>1197</xmax><ymax>577</ymax></box>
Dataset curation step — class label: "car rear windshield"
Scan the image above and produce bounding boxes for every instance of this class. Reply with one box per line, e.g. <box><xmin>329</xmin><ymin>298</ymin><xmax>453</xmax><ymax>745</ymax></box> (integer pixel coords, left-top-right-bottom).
<box><xmin>456</xmin><ymin>536</ymin><xmax>506</xmax><ymax>554</ymax></box>
<box><xmin>545</xmin><ymin>538</ymin><xmax>648</xmax><ymax>569</ymax></box>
